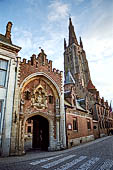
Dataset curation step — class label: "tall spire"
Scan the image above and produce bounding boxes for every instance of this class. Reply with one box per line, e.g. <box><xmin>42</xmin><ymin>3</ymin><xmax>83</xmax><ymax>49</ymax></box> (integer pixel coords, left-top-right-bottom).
<box><xmin>69</xmin><ymin>17</ymin><xmax>78</xmax><ymax>46</ymax></box>
<box><xmin>80</xmin><ymin>36</ymin><xmax>83</xmax><ymax>48</ymax></box>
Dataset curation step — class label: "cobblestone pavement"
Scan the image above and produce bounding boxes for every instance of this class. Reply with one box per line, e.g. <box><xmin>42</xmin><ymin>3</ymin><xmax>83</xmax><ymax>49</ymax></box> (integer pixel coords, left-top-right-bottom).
<box><xmin>0</xmin><ymin>136</ymin><xmax>113</xmax><ymax>170</ymax></box>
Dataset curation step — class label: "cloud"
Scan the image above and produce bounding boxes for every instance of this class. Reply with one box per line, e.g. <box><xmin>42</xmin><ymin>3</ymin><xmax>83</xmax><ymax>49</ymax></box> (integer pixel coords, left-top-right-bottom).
<box><xmin>11</xmin><ymin>0</ymin><xmax>113</xmax><ymax>103</ymax></box>
<box><xmin>70</xmin><ymin>0</ymin><xmax>113</xmax><ymax>102</ymax></box>
<box><xmin>89</xmin><ymin>56</ymin><xmax>113</xmax><ymax>101</ymax></box>
<box><xmin>48</xmin><ymin>0</ymin><xmax>70</xmax><ymax>22</ymax></box>
<box><xmin>72</xmin><ymin>0</ymin><xmax>85</xmax><ymax>5</ymax></box>
<box><xmin>91</xmin><ymin>0</ymin><xmax>105</xmax><ymax>9</ymax></box>
<box><xmin>26</xmin><ymin>0</ymin><xmax>42</xmax><ymax>6</ymax></box>
<box><xmin>80</xmin><ymin>5</ymin><xmax>113</xmax><ymax>102</ymax></box>
<box><xmin>12</xmin><ymin>24</ymin><xmax>65</xmax><ymax>71</ymax></box>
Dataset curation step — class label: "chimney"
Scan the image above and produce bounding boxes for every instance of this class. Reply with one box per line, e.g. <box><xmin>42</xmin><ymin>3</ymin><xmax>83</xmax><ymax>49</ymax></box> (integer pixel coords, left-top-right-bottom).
<box><xmin>5</xmin><ymin>21</ymin><xmax>13</xmax><ymax>40</ymax></box>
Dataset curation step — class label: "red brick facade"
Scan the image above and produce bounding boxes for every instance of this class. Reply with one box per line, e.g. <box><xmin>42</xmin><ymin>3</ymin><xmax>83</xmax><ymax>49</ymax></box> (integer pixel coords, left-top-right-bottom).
<box><xmin>64</xmin><ymin>18</ymin><xmax>113</xmax><ymax>148</ymax></box>
<box><xmin>10</xmin><ymin>49</ymin><xmax>66</xmax><ymax>155</ymax></box>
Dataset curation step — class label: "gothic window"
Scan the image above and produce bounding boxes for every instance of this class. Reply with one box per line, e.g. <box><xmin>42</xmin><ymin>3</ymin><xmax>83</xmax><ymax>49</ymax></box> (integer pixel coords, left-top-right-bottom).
<box><xmin>73</xmin><ymin>118</ymin><xmax>78</xmax><ymax>131</ymax></box>
<box><xmin>49</xmin><ymin>95</ymin><xmax>53</xmax><ymax>104</ymax></box>
<box><xmin>87</xmin><ymin>119</ymin><xmax>91</xmax><ymax>129</ymax></box>
<box><xmin>56</xmin><ymin>98</ymin><xmax>59</xmax><ymax>105</ymax></box>
<box><xmin>73</xmin><ymin>99</ymin><xmax>76</xmax><ymax>106</ymax></box>
<box><xmin>0</xmin><ymin>59</ymin><xmax>8</xmax><ymax>87</ymax></box>
<box><xmin>24</xmin><ymin>91</ymin><xmax>31</xmax><ymax>100</ymax></box>
<box><xmin>28</xmin><ymin>126</ymin><xmax>31</xmax><ymax>133</ymax></box>
<box><xmin>68</xmin><ymin>56</ymin><xmax>69</xmax><ymax>62</ymax></box>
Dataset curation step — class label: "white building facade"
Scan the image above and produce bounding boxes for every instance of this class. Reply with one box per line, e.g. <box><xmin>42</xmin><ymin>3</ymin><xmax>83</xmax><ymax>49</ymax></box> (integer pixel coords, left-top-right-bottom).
<box><xmin>0</xmin><ymin>22</ymin><xmax>21</xmax><ymax>156</ymax></box>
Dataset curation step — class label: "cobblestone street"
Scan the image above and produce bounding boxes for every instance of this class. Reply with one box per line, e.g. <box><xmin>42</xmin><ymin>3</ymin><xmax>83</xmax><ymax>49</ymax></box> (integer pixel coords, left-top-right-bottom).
<box><xmin>0</xmin><ymin>136</ymin><xmax>113</xmax><ymax>170</ymax></box>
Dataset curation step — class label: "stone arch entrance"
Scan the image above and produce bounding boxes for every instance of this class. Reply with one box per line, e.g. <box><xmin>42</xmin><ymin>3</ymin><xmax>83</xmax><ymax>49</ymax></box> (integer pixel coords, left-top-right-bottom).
<box><xmin>24</xmin><ymin>115</ymin><xmax>49</xmax><ymax>151</ymax></box>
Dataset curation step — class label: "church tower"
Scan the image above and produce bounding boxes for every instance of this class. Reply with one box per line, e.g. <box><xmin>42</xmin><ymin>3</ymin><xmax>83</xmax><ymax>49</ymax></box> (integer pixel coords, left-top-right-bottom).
<box><xmin>64</xmin><ymin>18</ymin><xmax>91</xmax><ymax>88</ymax></box>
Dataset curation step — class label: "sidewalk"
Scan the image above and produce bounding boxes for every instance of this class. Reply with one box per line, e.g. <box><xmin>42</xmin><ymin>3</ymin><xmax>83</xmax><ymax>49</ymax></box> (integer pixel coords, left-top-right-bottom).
<box><xmin>0</xmin><ymin>136</ymin><xmax>112</xmax><ymax>164</ymax></box>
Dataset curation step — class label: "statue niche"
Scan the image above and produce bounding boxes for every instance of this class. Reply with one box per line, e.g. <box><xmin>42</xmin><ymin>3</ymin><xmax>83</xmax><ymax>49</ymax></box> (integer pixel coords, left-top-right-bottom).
<box><xmin>31</xmin><ymin>85</ymin><xmax>47</xmax><ymax>109</ymax></box>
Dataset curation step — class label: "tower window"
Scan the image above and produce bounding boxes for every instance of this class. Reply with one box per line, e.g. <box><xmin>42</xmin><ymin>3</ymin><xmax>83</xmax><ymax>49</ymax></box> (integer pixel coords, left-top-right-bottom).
<box><xmin>68</xmin><ymin>56</ymin><xmax>69</xmax><ymax>62</ymax></box>
<box><xmin>49</xmin><ymin>96</ymin><xmax>53</xmax><ymax>104</ymax></box>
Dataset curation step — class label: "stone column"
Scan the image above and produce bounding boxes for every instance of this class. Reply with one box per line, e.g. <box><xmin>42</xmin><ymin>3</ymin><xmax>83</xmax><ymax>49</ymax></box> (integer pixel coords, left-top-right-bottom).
<box><xmin>55</xmin><ymin>98</ymin><xmax>60</xmax><ymax>147</ymax></box>
<box><xmin>60</xmin><ymin>72</ymin><xmax>66</xmax><ymax>148</ymax></box>
<box><xmin>56</xmin><ymin>115</ymin><xmax>60</xmax><ymax>150</ymax></box>
<box><xmin>48</xmin><ymin>120</ymin><xmax>55</xmax><ymax>151</ymax></box>
<box><xmin>21</xmin><ymin>121</ymin><xmax>25</xmax><ymax>155</ymax></box>
<box><xmin>18</xmin><ymin>119</ymin><xmax>22</xmax><ymax>155</ymax></box>
<box><xmin>56</xmin><ymin>116</ymin><xmax>60</xmax><ymax>143</ymax></box>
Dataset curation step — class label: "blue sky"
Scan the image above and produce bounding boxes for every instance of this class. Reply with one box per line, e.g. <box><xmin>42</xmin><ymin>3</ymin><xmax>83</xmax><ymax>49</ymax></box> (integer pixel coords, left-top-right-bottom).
<box><xmin>0</xmin><ymin>0</ymin><xmax>113</xmax><ymax>104</ymax></box>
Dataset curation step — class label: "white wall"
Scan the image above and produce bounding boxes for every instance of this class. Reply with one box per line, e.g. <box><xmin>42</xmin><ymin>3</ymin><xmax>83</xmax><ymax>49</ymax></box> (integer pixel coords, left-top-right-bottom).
<box><xmin>0</xmin><ymin>52</ymin><xmax>17</xmax><ymax>156</ymax></box>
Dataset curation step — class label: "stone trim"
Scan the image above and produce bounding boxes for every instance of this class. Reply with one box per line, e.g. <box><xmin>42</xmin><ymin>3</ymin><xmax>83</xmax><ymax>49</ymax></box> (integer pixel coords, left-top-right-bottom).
<box><xmin>20</xmin><ymin>72</ymin><xmax>61</xmax><ymax>96</ymax></box>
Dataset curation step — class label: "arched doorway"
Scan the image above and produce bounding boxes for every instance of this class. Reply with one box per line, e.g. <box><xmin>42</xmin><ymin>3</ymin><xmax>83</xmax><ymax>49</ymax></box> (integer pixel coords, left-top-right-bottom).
<box><xmin>24</xmin><ymin>115</ymin><xmax>49</xmax><ymax>151</ymax></box>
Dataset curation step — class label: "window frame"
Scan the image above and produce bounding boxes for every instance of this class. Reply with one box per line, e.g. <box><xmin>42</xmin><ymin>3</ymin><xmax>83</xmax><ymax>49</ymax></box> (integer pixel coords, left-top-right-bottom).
<box><xmin>28</xmin><ymin>126</ymin><xmax>31</xmax><ymax>133</ymax></box>
<box><xmin>73</xmin><ymin>118</ymin><xmax>78</xmax><ymax>131</ymax></box>
<box><xmin>87</xmin><ymin>119</ymin><xmax>91</xmax><ymax>130</ymax></box>
<box><xmin>0</xmin><ymin>59</ymin><xmax>8</xmax><ymax>87</ymax></box>
<box><xmin>49</xmin><ymin>95</ymin><xmax>53</xmax><ymax>104</ymax></box>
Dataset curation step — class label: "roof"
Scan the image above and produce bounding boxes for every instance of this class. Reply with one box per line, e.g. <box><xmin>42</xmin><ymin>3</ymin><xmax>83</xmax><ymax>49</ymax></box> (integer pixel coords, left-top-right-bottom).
<box><xmin>65</xmin><ymin>70</ymin><xmax>75</xmax><ymax>84</ymax></box>
<box><xmin>87</xmin><ymin>80</ymin><xmax>96</xmax><ymax>89</ymax></box>
<box><xmin>64</xmin><ymin>99</ymin><xmax>86</xmax><ymax>112</ymax></box>
<box><xmin>0</xmin><ymin>34</ymin><xmax>21</xmax><ymax>52</ymax></box>
<box><xmin>64</xmin><ymin>90</ymin><xmax>71</xmax><ymax>98</ymax></box>
<box><xmin>0</xmin><ymin>34</ymin><xmax>12</xmax><ymax>44</ymax></box>
<box><xmin>76</xmin><ymin>100</ymin><xmax>86</xmax><ymax>111</ymax></box>
<box><xmin>64</xmin><ymin>100</ymin><xmax>71</xmax><ymax>107</ymax></box>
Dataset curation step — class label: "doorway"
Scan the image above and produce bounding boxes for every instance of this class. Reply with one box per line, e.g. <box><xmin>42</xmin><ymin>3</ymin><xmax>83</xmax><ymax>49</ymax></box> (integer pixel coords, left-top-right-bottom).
<box><xmin>24</xmin><ymin>115</ymin><xmax>49</xmax><ymax>151</ymax></box>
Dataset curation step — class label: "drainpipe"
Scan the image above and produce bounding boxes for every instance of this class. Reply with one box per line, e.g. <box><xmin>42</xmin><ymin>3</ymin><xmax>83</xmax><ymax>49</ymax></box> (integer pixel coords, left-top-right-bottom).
<box><xmin>64</xmin><ymin>105</ymin><xmax>68</xmax><ymax>148</ymax></box>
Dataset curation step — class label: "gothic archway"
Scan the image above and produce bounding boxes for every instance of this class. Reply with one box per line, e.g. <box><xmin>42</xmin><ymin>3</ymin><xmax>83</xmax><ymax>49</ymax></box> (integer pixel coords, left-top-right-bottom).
<box><xmin>24</xmin><ymin>115</ymin><xmax>49</xmax><ymax>151</ymax></box>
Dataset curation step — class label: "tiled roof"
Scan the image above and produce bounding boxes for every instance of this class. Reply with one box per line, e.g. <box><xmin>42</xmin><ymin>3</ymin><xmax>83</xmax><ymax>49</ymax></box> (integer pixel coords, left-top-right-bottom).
<box><xmin>64</xmin><ymin>100</ymin><xmax>71</xmax><ymax>107</ymax></box>
<box><xmin>76</xmin><ymin>100</ymin><xmax>86</xmax><ymax>111</ymax></box>
<box><xmin>65</xmin><ymin>70</ymin><xmax>75</xmax><ymax>84</ymax></box>
<box><xmin>87</xmin><ymin>80</ymin><xmax>96</xmax><ymax>89</ymax></box>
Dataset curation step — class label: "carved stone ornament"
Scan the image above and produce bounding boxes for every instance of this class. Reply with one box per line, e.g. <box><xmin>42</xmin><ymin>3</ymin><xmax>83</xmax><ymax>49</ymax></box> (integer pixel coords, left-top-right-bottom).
<box><xmin>31</xmin><ymin>85</ymin><xmax>47</xmax><ymax>109</ymax></box>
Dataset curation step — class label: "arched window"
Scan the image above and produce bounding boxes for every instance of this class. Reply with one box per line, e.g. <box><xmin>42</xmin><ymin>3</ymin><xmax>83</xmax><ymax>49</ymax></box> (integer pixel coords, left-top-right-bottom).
<box><xmin>49</xmin><ymin>95</ymin><xmax>53</xmax><ymax>104</ymax></box>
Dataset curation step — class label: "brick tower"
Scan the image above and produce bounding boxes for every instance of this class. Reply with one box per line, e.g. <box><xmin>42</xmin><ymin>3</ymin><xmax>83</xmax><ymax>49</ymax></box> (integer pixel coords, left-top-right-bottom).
<box><xmin>64</xmin><ymin>18</ymin><xmax>91</xmax><ymax>88</ymax></box>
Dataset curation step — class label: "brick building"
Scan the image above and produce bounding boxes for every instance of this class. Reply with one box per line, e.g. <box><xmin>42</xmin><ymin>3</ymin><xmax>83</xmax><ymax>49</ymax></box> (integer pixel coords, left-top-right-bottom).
<box><xmin>10</xmin><ymin>49</ymin><xmax>66</xmax><ymax>155</ymax></box>
<box><xmin>64</xmin><ymin>82</ymin><xmax>94</xmax><ymax>147</ymax></box>
<box><xmin>0</xmin><ymin>19</ymin><xmax>113</xmax><ymax>156</ymax></box>
<box><xmin>64</xmin><ymin>18</ymin><xmax>113</xmax><ymax>147</ymax></box>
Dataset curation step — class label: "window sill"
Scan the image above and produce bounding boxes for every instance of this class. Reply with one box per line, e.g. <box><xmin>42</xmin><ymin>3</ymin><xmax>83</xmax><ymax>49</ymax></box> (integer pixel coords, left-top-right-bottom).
<box><xmin>0</xmin><ymin>86</ymin><xmax>6</xmax><ymax>89</ymax></box>
<box><xmin>73</xmin><ymin>130</ymin><xmax>78</xmax><ymax>132</ymax></box>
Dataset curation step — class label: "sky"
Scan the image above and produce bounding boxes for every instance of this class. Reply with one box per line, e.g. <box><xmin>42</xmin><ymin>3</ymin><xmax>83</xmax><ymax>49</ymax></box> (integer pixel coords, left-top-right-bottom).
<box><xmin>0</xmin><ymin>0</ymin><xmax>113</xmax><ymax>104</ymax></box>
